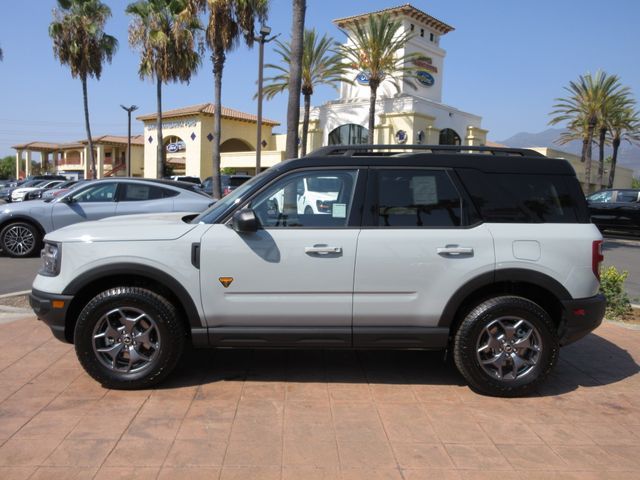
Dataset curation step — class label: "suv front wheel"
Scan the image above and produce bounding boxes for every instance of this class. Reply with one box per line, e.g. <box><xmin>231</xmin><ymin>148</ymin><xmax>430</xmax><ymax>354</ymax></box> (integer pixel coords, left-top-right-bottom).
<box><xmin>74</xmin><ymin>287</ymin><xmax>185</xmax><ymax>389</ymax></box>
<box><xmin>453</xmin><ymin>296</ymin><xmax>559</xmax><ymax>397</ymax></box>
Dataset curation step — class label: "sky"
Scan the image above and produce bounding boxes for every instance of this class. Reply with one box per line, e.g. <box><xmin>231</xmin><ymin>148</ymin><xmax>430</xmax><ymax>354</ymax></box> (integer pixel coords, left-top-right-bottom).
<box><xmin>1</xmin><ymin>0</ymin><xmax>639</xmax><ymax>158</ymax></box>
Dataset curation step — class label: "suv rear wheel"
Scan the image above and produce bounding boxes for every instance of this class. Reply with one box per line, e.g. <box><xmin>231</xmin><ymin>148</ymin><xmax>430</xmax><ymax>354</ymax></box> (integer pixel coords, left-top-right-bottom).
<box><xmin>74</xmin><ymin>287</ymin><xmax>185</xmax><ymax>389</ymax></box>
<box><xmin>453</xmin><ymin>296</ymin><xmax>559</xmax><ymax>397</ymax></box>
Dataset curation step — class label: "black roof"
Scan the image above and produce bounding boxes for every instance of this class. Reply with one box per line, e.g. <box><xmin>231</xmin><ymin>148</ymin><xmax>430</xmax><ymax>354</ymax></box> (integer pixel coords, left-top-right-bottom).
<box><xmin>269</xmin><ymin>145</ymin><xmax>577</xmax><ymax>176</ymax></box>
<box><xmin>90</xmin><ymin>177</ymin><xmax>206</xmax><ymax>194</ymax></box>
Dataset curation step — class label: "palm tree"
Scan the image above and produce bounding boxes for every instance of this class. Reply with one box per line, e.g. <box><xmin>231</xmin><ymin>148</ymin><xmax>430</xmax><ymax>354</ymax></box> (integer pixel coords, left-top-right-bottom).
<box><xmin>606</xmin><ymin>106</ymin><xmax>640</xmax><ymax>188</ymax></box>
<box><xmin>49</xmin><ymin>0</ymin><xmax>117</xmax><ymax>179</ymax></box>
<box><xmin>0</xmin><ymin>43</ymin><xmax>3</xmax><ymax>61</ymax></box>
<box><xmin>263</xmin><ymin>29</ymin><xmax>350</xmax><ymax>156</ymax></box>
<box><xmin>285</xmin><ymin>0</ymin><xmax>306</xmax><ymax>160</ymax></box>
<box><xmin>339</xmin><ymin>13</ymin><xmax>423</xmax><ymax>144</ymax></box>
<box><xmin>127</xmin><ymin>0</ymin><xmax>202</xmax><ymax>178</ymax></box>
<box><xmin>549</xmin><ymin>71</ymin><xmax>628</xmax><ymax>192</ymax></box>
<box><xmin>201</xmin><ymin>0</ymin><xmax>268</xmax><ymax>198</ymax></box>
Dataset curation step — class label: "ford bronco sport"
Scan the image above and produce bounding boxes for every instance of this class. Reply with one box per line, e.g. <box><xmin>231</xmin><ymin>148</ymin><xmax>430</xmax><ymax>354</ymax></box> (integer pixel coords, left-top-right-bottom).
<box><xmin>30</xmin><ymin>145</ymin><xmax>606</xmax><ymax>396</ymax></box>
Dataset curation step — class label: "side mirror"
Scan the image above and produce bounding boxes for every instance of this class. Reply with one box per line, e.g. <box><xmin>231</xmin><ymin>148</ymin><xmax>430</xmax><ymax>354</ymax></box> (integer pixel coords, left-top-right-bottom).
<box><xmin>232</xmin><ymin>208</ymin><xmax>259</xmax><ymax>233</ymax></box>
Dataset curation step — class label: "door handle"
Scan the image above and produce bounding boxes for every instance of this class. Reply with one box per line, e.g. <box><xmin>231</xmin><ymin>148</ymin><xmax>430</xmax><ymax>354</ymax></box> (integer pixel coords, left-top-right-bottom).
<box><xmin>305</xmin><ymin>246</ymin><xmax>342</xmax><ymax>255</ymax></box>
<box><xmin>437</xmin><ymin>246</ymin><xmax>474</xmax><ymax>256</ymax></box>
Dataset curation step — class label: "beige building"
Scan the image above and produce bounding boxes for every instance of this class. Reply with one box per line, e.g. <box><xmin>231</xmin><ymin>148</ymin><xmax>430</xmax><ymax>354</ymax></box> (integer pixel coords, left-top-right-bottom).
<box><xmin>137</xmin><ymin>103</ymin><xmax>282</xmax><ymax>178</ymax></box>
<box><xmin>12</xmin><ymin>136</ymin><xmax>144</xmax><ymax>179</ymax></box>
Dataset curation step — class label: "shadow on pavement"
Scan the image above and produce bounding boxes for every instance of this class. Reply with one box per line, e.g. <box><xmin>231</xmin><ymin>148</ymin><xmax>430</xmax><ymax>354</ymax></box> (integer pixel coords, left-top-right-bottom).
<box><xmin>158</xmin><ymin>331</ymin><xmax>639</xmax><ymax>397</ymax></box>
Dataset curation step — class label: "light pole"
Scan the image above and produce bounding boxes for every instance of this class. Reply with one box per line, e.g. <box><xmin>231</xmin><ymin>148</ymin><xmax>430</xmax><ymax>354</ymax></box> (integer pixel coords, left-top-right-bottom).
<box><xmin>254</xmin><ymin>25</ymin><xmax>278</xmax><ymax>174</ymax></box>
<box><xmin>120</xmin><ymin>104</ymin><xmax>138</xmax><ymax>177</ymax></box>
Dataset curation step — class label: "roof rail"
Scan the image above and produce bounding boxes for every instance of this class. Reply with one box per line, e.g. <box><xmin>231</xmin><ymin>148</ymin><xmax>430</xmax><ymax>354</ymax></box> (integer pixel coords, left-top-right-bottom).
<box><xmin>307</xmin><ymin>144</ymin><xmax>546</xmax><ymax>158</ymax></box>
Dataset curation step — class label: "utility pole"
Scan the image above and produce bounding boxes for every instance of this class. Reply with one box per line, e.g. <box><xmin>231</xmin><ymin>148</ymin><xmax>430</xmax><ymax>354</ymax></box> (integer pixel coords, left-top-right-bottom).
<box><xmin>254</xmin><ymin>25</ymin><xmax>278</xmax><ymax>174</ymax></box>
<box><xmin>120</xmin><ymin>104</ymin><xmax>139</xmax><ymax>176</ymax></box>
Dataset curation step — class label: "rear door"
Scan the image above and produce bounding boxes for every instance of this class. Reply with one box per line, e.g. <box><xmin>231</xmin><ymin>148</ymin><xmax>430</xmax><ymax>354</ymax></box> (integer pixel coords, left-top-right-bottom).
<box><xmin>115</xmin><ymin>182</ymin><xmax>178</xmax><ymax>216</ymax></box>
<box><xmin>353</xmin><ymin>168</ymin><xmax>495</xmax><ymax>347</ymax></box>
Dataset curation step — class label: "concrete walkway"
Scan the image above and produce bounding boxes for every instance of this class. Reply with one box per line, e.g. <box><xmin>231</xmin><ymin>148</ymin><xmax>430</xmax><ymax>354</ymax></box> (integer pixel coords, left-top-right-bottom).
<box><xmin>0</xmin><ymin>316</ymin><xmax>638</xmax><ymax>479</ymax></box>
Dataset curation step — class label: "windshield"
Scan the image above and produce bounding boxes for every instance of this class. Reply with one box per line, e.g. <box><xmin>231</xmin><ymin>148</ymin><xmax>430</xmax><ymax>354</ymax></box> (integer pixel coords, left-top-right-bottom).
<box><xmin>191</xmin><ymin>174</ymin><xmax>264</xmax><ymax>224</ymax></box>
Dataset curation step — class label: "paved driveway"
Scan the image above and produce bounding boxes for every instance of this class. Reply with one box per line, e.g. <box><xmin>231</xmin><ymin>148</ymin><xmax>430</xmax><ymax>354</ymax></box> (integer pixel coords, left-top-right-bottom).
<box><xmin>0</xmin><ymin>316</ymin><xmax>638</xmax><ymax>479</ymax></box>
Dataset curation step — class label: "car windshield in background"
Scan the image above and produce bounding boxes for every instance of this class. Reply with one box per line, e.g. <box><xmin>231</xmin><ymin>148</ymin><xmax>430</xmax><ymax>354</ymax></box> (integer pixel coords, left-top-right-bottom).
<box><xmin>307</xmin><ymin>177</ymin><xmax>341</xmax><ymax>192</ymax></box>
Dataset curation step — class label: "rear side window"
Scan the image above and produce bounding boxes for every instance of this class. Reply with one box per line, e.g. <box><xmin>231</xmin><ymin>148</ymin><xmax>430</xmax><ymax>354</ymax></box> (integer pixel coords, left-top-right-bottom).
<box><xmin>373</xmin><ymin>169</ymin><xmax>462</xmax><ymax>227</ymax></box>
<box><xmin>616</xmin><ymin>191</ymin><xmax>639</xmax><ymax>203</ymax></box>
<box><xmin>120</xmin><ymin>184</ymin><xmax>178</xmax><ymax>201</ymax></box>
<box><xmin>458</xmin><ymin>170</ymin><xmax>581</xmax><ymax>223</ymax></box>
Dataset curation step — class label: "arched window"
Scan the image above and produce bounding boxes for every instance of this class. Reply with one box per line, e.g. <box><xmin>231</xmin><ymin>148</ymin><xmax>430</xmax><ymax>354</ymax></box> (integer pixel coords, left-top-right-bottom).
<box><xmin>439</xmin><ymin>128</ymin><xmax>461</xmax><ymax>146</ymax></box>
<box><xmin>328</xmin><ymin>124</ymin><xmax>369</xmax><ymax>145</ymax></box>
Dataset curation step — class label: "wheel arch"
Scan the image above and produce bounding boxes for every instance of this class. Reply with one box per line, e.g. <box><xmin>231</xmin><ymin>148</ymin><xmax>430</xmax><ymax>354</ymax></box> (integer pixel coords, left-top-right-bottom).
<box><xmin>62</xmin><ymin>263</ymin><xmax>203</xmax><ymax>343</ymax></box>
<box><xmin>439</xmin><ymin>269</ymin><xmax>570</xmax><ymax>337</ymax></box>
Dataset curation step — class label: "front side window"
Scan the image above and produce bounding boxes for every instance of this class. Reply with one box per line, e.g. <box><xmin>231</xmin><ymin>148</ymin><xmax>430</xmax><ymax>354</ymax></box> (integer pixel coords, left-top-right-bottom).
<box><xmin>249</xmin><ymin>170</ymin><xmax>358</xmax><ymax>228</ymax></box>
<box><xmin>616</xmin><ymin>191</ymin><xmax>639</xmax><ymax>203</ymax></box>
<box><xmin>70</xmin><ymin>183</ymin><xmax>117</xmax><ymax>203</ymax></box>
<box><xmin>374</xmin><ymin>169</ymin><xmax>462</xmax><ymax>227</ymax></box>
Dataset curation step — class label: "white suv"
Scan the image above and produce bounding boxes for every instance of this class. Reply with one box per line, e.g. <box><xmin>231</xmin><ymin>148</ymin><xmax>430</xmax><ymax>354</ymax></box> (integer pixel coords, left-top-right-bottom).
<box><xmin>30</xmin><ymin>145</ymin><xmax>606</xmax><ymax>397</ymax></box>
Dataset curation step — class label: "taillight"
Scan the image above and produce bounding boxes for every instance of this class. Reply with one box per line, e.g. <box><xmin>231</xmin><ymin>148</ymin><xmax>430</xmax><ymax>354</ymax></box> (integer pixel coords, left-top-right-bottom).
<box><xmin>592</xmin><ymin>240</ymin><xmax>604</xmax><ymax>280</ymax></box>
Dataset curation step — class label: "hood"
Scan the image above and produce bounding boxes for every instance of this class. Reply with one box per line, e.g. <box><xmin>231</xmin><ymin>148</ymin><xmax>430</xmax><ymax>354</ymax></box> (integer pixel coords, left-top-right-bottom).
<box><xmin>0</xmin><ymin>199</ymin><xmax>48</xmax><ymax>215</ymax></box>
<box><xmin>46</xmin><ymin>212</ymin><xmax>199</xmax><ymax>243</ymax></box>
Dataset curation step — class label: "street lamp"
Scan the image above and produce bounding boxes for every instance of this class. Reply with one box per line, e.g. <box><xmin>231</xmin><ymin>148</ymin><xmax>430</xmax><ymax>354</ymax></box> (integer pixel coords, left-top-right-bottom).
<box><xmin>254</xmin><ymin>24</ymin><xmax>278</xmax><ymax>174</ymax></box>
<box><xmin>120</xmin><ymin>104</ymin><xmax>139</xmax><ymax>177</ymax></box>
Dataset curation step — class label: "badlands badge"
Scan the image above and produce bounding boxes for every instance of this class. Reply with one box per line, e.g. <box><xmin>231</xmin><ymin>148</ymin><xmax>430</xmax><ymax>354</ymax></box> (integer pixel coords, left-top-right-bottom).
<box><xmin>219</xmin><ymin>277</ymin><xmax>234</xmax><ymax>288</ymax></box>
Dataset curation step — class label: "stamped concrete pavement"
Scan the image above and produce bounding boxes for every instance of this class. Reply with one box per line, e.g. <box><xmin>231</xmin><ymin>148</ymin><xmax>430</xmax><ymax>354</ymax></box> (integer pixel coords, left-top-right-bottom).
<box><xmin>0</xmin><ymin>315</ymin><xmax>638</xmax><ymax>480</ymax></box>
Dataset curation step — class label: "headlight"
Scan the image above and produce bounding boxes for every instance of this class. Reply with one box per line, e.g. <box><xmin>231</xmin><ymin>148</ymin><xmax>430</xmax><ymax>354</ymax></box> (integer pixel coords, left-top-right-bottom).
<box><xmin>39</xmin><ymin>242</ymin><xmax>62</xmax><ymax>277</ymax></box>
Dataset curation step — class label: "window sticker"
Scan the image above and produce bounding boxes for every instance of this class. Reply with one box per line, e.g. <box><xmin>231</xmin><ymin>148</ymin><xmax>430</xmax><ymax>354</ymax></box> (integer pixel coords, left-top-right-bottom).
<box><xmin>410</xmin><ymin>176</ymin><xmax>438</xmax><ymax>205</ymax></box>
<box><xmin>332</xmin><ymin>203</ymin><xmax>347</xmax><ymax>218</ymax></box>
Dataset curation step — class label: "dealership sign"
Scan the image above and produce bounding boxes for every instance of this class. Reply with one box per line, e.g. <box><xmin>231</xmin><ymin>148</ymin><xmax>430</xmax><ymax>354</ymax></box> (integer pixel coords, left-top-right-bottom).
<box><xmin>356</xmin><ymin>71</ymin><xmax>370</xmax><ymax>86</ymax></box>
<box><xmin>416</xmin><ymin>71</ymin><xmax>435</xmax><ymax>87</ymax></box>
<box><xmin>412</xmin><ymin>59</ymin><xmax>438</xmax><ymax>74</ymax></box>
<box><xmin>166</xmin><ymin>141</ymin><xmax>186</xmax><ymax>153</ymax></box>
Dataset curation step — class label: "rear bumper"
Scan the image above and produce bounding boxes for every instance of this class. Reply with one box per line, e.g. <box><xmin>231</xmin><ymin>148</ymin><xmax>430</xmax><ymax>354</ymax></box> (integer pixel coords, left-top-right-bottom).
<box><xmin>29</xmin><ymin>288</ymin><xmax>74</xmax><ymax>343</ymax></box>
<box><xmin>560</xmin><ymin>293</ymin><xmax>606</xmax><ymax>346</ymax></box>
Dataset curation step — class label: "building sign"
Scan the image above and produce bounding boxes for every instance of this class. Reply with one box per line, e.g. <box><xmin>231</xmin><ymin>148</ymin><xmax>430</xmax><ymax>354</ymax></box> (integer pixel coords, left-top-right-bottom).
<box><xmin>148</xmin><ymin>119</ymin><xmax>197</xmax><ymax>131</ymax></box>
<box><xmin>395</xmin><ymin>130</ymin><xmax>408</xmax><ymax>144</ymax></box>
<box><xmin>413</xmin><ymin>59</ymin><xmax>438</xmax><ymax>74</ymax></box>
<box><xmin>416</xmin><ymin>71</ymin><xmax>435</xmax><ymax>87</ymax></box>
<box><xmin>356</xmin><ymin>71</ymin><xmax>370</xmax><ymax>86</ymax></box>
<box><xmin>166</xmin><ymin>141</ymin><xmax>186</xmax><ymax>153</ymax></box>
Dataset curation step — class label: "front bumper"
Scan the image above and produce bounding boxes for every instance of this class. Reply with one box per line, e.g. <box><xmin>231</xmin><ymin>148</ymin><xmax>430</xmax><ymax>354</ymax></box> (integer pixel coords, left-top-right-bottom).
<box><xmin>29</xmin><ymin>288</ymin><xmax>74</xmax><ymax>343</ymax></box>
<box><xmin>559</xmin><ymin>293</ymin><xmax>606</xmax><ymax>346</ymax></box>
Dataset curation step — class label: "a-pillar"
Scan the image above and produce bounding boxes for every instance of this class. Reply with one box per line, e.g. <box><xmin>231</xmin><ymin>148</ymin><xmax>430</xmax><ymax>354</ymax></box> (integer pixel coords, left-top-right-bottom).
<box><xmin>15</xmin><ymin>150</ymin><xmax>22</xmax><ymax>179</ymax></box>
<box><xmin>24</xmin><ymin>150</ymin><xmax>32</xmax><ymax>177</ymax></box>
<box><xmin>96</xmin><ymin>145</ymin><xmax>105</xmax><ymax>179</ymax></box>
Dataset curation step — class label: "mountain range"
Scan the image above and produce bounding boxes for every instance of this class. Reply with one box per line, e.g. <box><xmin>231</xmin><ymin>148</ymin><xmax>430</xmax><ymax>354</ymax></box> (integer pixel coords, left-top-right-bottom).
<box><xmin>497</xmin><ymin>128</ymin><xmax>640</xmax><ymax>174</ymax></box>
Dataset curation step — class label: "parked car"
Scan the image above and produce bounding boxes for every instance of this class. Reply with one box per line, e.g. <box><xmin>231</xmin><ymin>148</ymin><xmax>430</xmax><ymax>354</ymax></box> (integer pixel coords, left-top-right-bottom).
<box><xmin>30</xmin><ymin>145</ymin><xmax>605</xmax><ymax>397</ymax></box>
<box><xmin>0</xmin><ymin>178</ymin><xmax>213</xmax><ymax>258</ymax></box>
<box><xmin>11</xmin><ymin>180</ymin><xmax>66</xmax><ymax>202</ymax></box>
<box><xmin>587</xmin><ymin>189</ymin><xmax>640</xmax><ymax>234</ymax></box>
<box><xmin>0</xmin><ymin>175</ymin><xmax>68</xmax><ymax>202</ymax></box>
<box><xmin>168</xmin><ymin>175</ymin><xmax>202</xmax><ymax>186</ymax></box>
<box><xmin>24</xmin><ymin>180</ymin><xmax>81</xmax><ymax>201</ymax></box>
<box><xmin>202</xmin><ymin>174</ymin><xmax>252</xmax><ymax>197</ymax></box>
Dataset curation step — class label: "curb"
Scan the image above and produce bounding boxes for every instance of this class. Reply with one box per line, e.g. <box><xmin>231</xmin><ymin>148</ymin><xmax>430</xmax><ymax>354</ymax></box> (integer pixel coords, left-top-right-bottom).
<box><xmin>0</xmin><ymin>290</ymin><xmax>30</xmax><ymax>299</ymax></box>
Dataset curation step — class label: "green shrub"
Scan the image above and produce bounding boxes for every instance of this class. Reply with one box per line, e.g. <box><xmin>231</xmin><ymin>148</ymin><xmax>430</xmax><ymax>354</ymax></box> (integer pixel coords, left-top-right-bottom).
<box><xmin>600</xmin><ymin>266</ymin><xmax>632</xmax><ymax>319</ymax></box>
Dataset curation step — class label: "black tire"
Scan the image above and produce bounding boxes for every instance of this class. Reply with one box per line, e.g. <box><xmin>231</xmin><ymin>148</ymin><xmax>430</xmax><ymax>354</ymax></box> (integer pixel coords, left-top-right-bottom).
<box><xmin>0</xmin><ymin>221</ymin><xmax>41</xmax><ymax>258</ymax></box>
<box><xmin>304</xmin><ymin>206</ymin><xmax>314</xmax><ymax>215</ymax></box>
<box><xmin>453</xmin><ymin>295</ymin><xmax>558</xmax><ymax>397</ymax></box>
<box><xmin>74</xmin><ymin>287</ymin><xmax>185</xmax><ymax>390</ymax></box>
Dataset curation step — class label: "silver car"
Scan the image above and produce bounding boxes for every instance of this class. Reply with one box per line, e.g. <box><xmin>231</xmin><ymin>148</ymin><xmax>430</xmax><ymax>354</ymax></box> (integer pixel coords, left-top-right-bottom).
<box><xmin>0</xmin><ymin>178</ymin><xmax>214</xmax><ymax>257</ymax></box>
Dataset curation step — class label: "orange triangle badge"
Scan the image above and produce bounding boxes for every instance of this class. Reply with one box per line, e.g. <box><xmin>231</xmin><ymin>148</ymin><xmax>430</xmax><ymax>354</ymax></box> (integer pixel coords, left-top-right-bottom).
<box><xmin>219</xmin><ymin>277</ymin><xmax>234</xmax><ymax>288</ymax></box>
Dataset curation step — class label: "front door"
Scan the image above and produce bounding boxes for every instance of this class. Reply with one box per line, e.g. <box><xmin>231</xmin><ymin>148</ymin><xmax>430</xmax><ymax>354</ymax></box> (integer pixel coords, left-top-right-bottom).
<box><xmin>51</xmin><ymin>182</ymin><xmax>119</xmax><ymax>230</ymax></box>
<box><xmin>353</xmin><ymin>168</ymin><xmax>495</xmax><ymax>348</ymax></box>
<box><xmin>198</xmin><ymin>168</ymin><xmax>364</xmax><ymax>347</ymax></box>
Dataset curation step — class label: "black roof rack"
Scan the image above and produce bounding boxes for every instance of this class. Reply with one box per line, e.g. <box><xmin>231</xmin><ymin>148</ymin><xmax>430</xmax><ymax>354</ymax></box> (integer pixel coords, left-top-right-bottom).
<box><xmin>308</xmin><ymin>144</ymin><xmax>546</xmax><ymax>158</ymax></box>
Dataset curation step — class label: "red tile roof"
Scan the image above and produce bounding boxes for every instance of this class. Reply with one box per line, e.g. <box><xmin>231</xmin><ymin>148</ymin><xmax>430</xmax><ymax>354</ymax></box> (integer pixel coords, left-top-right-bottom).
<box><xmin>137</xmin><ymin>103</ymin><xmax>280</xmax><ymax>126</ymax></box>
<box><xmin>333</xmin><ymin>3</ymin><xmax>454</xmax><ymax>34</ymax></box>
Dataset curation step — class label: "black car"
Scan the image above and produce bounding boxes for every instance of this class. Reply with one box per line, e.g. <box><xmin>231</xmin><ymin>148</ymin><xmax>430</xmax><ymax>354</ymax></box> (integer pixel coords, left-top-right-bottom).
<box><xmin>202</xmin><ymin>174</ymin><xmax>252</xmax><ymax>197</ymax></box>
<box><xmin>587</xmin><ymin>189</ymin><xmax>640</xmax><ymax>233</ymax></box>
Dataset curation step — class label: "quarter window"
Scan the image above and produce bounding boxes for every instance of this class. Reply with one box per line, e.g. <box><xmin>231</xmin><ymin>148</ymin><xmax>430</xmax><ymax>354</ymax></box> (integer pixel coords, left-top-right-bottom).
<box><xmin>248</xmin><ymin>170</ymin><xmax>358</xmax><ymax>228</ymax></box>
<box><xmin>374</xmin><ymin>169</ymin><xmax>462</xmax><ymax>227</ymax></box>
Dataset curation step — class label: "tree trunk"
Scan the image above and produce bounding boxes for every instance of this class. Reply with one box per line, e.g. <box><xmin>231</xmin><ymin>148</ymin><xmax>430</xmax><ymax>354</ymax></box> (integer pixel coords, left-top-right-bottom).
<box><xmin>597</xmin><ymin>126</ymin><xmax>606</xmax><ymax>188</ymax></box>
<box><xmin>211</xmin><ymin>50</ymin><xmax>224</xmax><ymax>199</ymax></box>
<box><xmin>285</xmin><ymin>0</ymin><xmax>306</xmax><ymax>159</ymax></box>
<box><xmin>608</xmin><ymin>136</ymin><xmax>620</xmax><ymax>189</ymax></box>
<box><xmin>583</xmin><ymin>119</ymin><xmax>596</xmax><ymax>194</ymax></box>
<box><xmin>367</xmin><ymin>82</ymin><xmax>378</xmax><ymax>144</ymax></box>
<box><xmin>156</xmin><ymin>76</ymin><xmax>165</xmax><ymax>178</ymax></box>
<box><xmin>81</xmin><ymin>75</ymin><xmax>96</xmax><ymax>179</ymax></box>
<box><xmin>301</xmin><ymin>93</ymin><xmax>311</xmax><ymax>157</ymax></box>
